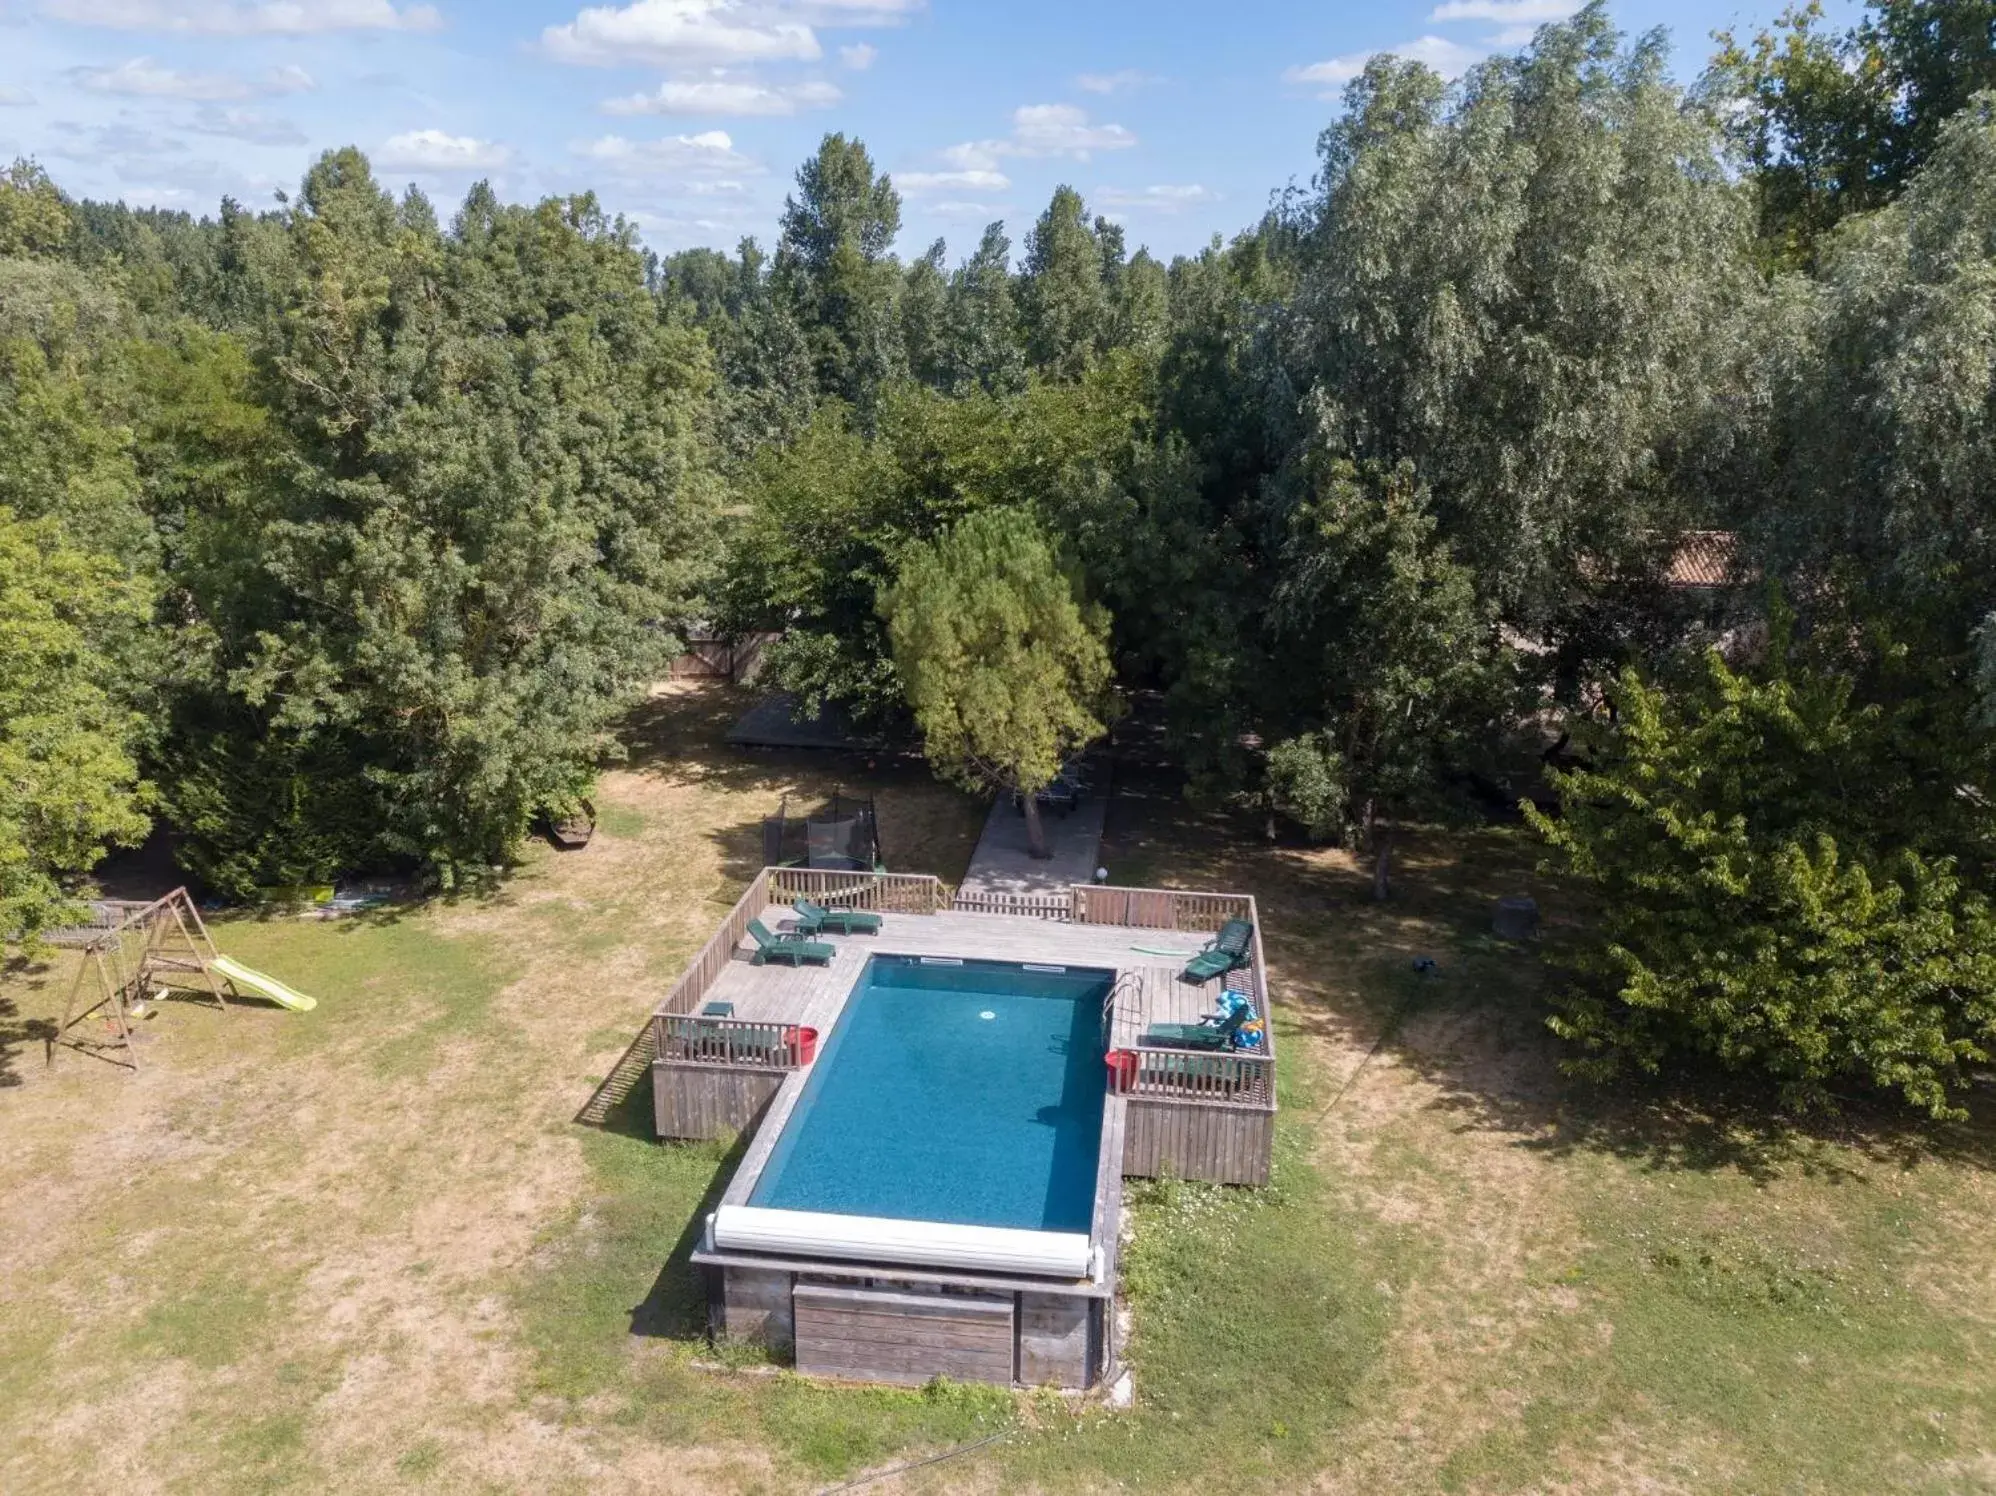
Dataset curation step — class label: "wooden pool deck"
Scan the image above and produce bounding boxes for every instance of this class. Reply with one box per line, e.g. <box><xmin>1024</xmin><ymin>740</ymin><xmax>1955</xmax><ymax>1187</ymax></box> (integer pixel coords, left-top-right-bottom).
<box><xmin>624</xmin><ymin>868</ymin><xmax>1277</xmax><ymax>1391</ymax></box>
<box><xmin>640</xmin><ymin>869</ymin><xmax>1276</xmax><ymax>1187</ymax></box>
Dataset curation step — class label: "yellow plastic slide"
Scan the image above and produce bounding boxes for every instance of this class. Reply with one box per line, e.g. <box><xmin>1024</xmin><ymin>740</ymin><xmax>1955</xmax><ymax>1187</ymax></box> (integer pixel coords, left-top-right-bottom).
<box><xmin>211</xmin><ymin>955</ymin><xmax>318</xmax><ymax>1013</ymax></box>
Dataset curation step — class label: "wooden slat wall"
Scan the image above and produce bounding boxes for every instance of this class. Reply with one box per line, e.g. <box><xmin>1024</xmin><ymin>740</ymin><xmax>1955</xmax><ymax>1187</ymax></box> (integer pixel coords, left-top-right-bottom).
<box><xmin>1018</xmin><ymin>1293</ymin><xmax>1094</xmax><ymax>1387</ymax></box>
<box><xmin>792</xmin><ymin>1283</ymin><xmax>1016</xmax><ymax>1386</ymax></box>
<box><xmin>1123</xmin><ymin>1097</ymin><xmax>1274</xmax><ymax>1187</ymax></box>
<box><xmin>719</xmin><ymin>1266</ymin><xmax>795</xmax><ymax>1352</ymax></box>
<box><xmin>651</xmin><ymin>1060</ymin><xmax>785</xmax><ymax>1140</ymax></box>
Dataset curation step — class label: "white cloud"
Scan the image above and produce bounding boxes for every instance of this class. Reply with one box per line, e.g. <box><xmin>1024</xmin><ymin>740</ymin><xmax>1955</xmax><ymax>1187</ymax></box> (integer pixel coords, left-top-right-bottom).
<box><xmin>1010</xmin><ymin>103</ymin><xmax>1135</xmax><ymax>156</ymax></box>
<box><xmin>68</xmin><ymin>55</ymin><xmax>313</xmax><ymax>99</ymax></box>
<box><xmin>542</xmin><ymin>0</ymin><xmax>920</xmax><ymax>68</ymax></box>
<box><xmin>1429</xmin><ymin>0</ymin><xmax>1576</xmax><ymax>20</ymax></box>
<box><xmin>915</xmin><ymin>103</ymin><xmax>1136</xmax><ymax>190</ymax></box>
<box><xmin>1285</xmin><ymin>35</ymin><xmax>1483</xmax><ymax>91</ymax></box>
<box><xmin>377</xmin><ymin>129</ymin><xmax>511</xmax><ymax>172</ymax></box>
<box><xmin>543</xmin><ymin>1</ymin><xmax>818</xmax><ymax>67</ymax></box>
<box><xmin>928</xmin><ymin>199</ymin><xmax>1003</xmax><ymax>217</ymax></box>
<box><xmin>897</xmin><ymin>166</ymin><xmax>1008</xmax><ymax>194</ymax></box>
<box><xmin>1075</xmin><ymin>68</ymin><xmax>1154</xmax><ymax>95</ymax></box>
<box><xmin>41</xmin><ymin>0</ymin><xmax>442</xmax><ymax>34</ymax></box>
<box><xmin>1093</xmin><ymin>183</ymin><xmax>1213</xmax><ymax>213</ymax></box>
<box><xmin>188</xmin><ymin>104</ymin><xmax>305</xmax><ymax>144</ymax></box>
<box><xmin>574</xmin><ymin>129</ymin><xmax>761</xmax><ymax>180</ymax></box>
<box><xmin>838</xmin><ymin>41</ymin><xmax>874</xmax><ymax>69</ymax></box>
<box><xmin>0</xmin><ymin>86</ymin><xmax>36</xmax><ymax>106</ymax></box>
<box><xmin>603</xmin><ymin>76</ymin><xmax>839</xmax><ymax>116</ymax></box>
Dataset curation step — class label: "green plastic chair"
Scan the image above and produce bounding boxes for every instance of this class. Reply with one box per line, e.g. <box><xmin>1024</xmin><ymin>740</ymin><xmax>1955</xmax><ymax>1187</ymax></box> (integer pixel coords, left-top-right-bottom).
<box><xmin>792</xmin><ymin>898</ymin><xmax>883</xmax><ymax>937</ymax></box>
<box><xmin>746</xmin><ymin>919</ymin><xmax>835</xmax><ymax>966</ymax></box>
<box><xmin>1180</xmin><ymin>918</ymin><xmax>1254</xmax><ymax>983</ymax></box>
<box><xmin>1141</xmin><ymin>1003</ymin><xmax>1250</xmax><ymax>1051</ymax></box>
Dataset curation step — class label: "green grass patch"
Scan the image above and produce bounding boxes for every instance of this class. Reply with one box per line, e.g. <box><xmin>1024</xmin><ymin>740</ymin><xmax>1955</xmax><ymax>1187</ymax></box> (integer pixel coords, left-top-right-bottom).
<box><xmin>393</xmin><ymin>1438</ymin><xmax>447</xmax><ymax>1480</ymax></box>
<box><xmin>595</xmin><ymin>803</ymin><xmax>647</xmax><ymax>839</ymax></box>
<box><xmin>130</xmin><ymin>1272</ymin><xmax>281</xmax><ymax>1371</ymax></box>
<box><xmin>216</xmin><ymin>1410</ymin><xmax>311</xmax><ymax>1489</ymax></box>
<box><xmin>213</xmin><ymin>914</ymin><xmax>517</xmax><ymax>1078</ymax></box>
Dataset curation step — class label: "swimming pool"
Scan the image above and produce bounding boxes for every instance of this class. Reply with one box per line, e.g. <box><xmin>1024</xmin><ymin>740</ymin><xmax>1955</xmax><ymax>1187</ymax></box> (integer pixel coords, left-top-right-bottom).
<box><xmin>747</xmin><ymin>955</ymin><xmax>1112</xmax><ymax>1232</ymax></box>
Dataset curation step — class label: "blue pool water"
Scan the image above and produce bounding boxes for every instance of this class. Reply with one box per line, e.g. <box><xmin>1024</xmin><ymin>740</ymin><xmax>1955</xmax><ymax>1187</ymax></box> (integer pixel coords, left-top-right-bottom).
<box><xmin>748</xmin><ymin>955</ymin><xmax>1112</xmax><ymax>1233</ymax></box>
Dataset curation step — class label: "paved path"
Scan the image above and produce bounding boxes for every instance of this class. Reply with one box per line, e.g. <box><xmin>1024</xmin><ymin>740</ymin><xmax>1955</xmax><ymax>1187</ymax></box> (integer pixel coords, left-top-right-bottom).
<box><xmin>955</xmin><ymin>769</ymin><xmax>1109</xmax><ymax>897</ymax></box>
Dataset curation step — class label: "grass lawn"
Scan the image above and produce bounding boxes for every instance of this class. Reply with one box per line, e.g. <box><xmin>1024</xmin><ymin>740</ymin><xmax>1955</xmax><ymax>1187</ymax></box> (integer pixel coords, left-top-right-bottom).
<box><xmin>2</xmin><ymin>683</ymin><xmax>1993</xmax><ymax>1493</ymax></box>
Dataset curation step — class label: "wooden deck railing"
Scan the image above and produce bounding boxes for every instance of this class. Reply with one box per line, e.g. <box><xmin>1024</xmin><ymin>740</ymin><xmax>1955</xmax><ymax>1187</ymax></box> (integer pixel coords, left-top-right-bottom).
<box><xmin>657</xmin><ymin>1013</ymin><xmax>808</xmax><ymax>1068</ymax></box>
<box><xmin>1128</xmin><ymin>1047</ymin><xmax>1273</xmax><ymax>1107</ymax></box>
<box><xmin>949</xmin><ymin>889</ymin><xmax>1075</xmax><ymax>920</ymax></box>
<box><xmin>1072</xmin><ymin>886</ymin><xmax>1253</xmax><ymax>934</ymax></box>
<box><xmin>766</xmin><ymin>868</ymin><xmax>946</xmax><ymax>914</ymax></box>
<box><xmin>652</xmin><ymin>870</ymin><xmax>776</xmax><ymax>1034</ymax></box>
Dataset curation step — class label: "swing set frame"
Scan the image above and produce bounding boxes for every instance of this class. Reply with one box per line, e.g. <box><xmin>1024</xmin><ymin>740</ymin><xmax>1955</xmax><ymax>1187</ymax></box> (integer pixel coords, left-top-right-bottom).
<box><xmin>42</xmin><ymin>888</ymin><xmax>230</xmax><ymax>1072</ymax></box>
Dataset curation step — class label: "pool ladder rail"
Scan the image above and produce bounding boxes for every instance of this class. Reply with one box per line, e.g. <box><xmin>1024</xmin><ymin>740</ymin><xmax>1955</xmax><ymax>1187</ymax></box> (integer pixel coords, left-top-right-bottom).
<box><xmin>1104</xmin><ymin>970</ymin><xmax>1142</xmax><ymax>1043</ymax></box>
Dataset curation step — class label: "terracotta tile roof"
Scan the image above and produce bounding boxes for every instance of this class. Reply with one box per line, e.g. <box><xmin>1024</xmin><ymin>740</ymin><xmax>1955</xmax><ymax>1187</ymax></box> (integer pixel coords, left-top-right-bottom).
<box><xmin>1664</xmin><ymin>530</ymin><xmax>1741</xmax><ymax>589</ymax></box>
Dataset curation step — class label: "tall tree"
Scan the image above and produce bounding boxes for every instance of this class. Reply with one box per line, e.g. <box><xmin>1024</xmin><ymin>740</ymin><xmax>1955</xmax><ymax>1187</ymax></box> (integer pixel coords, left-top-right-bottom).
<box><xmin>1708</xmin><ymin>0</ymin><xmax>1996</xmax><ymax>267</ymax></box>
<box><xmin>944</xmin><ymin>221</ymin><xmax>1025</xmax><ymax>395</ymax></box>
<box><xmin>1264</xmin><ymin>453</ymin><xmax>1507</xmax><ymax>897</ymax></box>
<box><xmin>666</xmin><ymin>236</ymin><xmax>815</xmax><ymax>465</ymax></box>
<box><xmin>1285</xmin><ymin>6</ymin><xmax>1751</xmax><ymax>665</ymax></box>
<box><xmin>775</xmin><ymin>133</ymin><xmax>904</xmax><ymax>411</ymax></box>
<box><xmin>1723</xmin><ymin>92</ymin><xmax>1996</xmax><ymax>807</ymax></box>
<box><xmin>882</xmin><ymin>507</ymin><xmax>1116</xmax><ymax>859</ymax></box>
<box><xmin>163</xmin><ymin>151</ymin><xmax>719</xmax><ymax>893</ymax></box>
<box><xmin>0</xmin><ymin>158</ymin><xmax>70</xmax><ymax>258</ymax></box>
<box><xmin>1019</xmin><ymin>186</ymin><xmax>1110</xmax><ymax>379</ymax></box>
<box><xmin>0</xmin><ymin>509</ymin><xmax>151</xmax><ymax>941</ymax></box>
<box><xmin>900</xmin><ymin>238</ymin><xmax>951</xmax><ymax>390</ymax></box>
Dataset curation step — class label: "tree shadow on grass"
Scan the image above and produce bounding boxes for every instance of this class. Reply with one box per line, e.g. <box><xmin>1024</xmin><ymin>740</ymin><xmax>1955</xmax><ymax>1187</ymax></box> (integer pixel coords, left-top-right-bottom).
<box><xmin>1104</xmin><ymin>776</ymin><xmax>1996</xmax><ymax>1185</ymax></box>
<box><xmin>1282</xmin><ymin>871</ymin><xmax>1996</xmax><ymax>1186</ymax></box>
<box><xmin>0</xmin><ymin>993</ymin><xmax>57</xmax><ymax>1088</ymax></box>
<box><xmin>0</xmin><ymin>955</ymin><xmax>64</xmax><ymax>1087</ymax></box>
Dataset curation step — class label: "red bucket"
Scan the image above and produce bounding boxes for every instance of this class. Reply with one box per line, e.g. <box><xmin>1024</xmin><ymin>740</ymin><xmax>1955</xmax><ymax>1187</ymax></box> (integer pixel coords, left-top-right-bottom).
<box><xmin>783</xmin><ymin>1026</ymin><xmax>819</xmax><ymax>1065</ymax></box>
<box><xmin>1105</xmin><ymin>1049</ymin><xmax>1138</xmax><ymax>1093</ymax></box>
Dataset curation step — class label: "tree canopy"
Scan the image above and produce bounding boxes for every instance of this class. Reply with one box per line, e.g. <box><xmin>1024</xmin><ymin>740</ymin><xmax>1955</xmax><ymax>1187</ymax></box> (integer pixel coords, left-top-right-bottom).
<box><xmin>16</xmin><ymin>0</ymin><xmax>1996</xmax><ymax>1116</ymax></box>
<box><xmin>881</xmin><ymin>507</ymin><xmax>1115</xmax><ymax>859</ymax></box>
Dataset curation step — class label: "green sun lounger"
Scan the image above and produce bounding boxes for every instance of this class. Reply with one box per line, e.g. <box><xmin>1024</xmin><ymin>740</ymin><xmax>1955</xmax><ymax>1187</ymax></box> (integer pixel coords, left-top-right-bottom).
<box><xmin>1141</xmin><ymin>1003</ymin><xmax>1250</xmax><ymax>1051</ymax></box>
<box><xmin>792</xmin><ymin>898</ymin><xmax>883</xmax><ymax>937</ymax></box>
<box><xmin>1180</xmin><ymin>918</ymin><xmax>1255</xmax><ymax>983</ymax></box>
<box><xmin>746</xmin><ymin>918</ymin><xmax>835</xmax><ymax>966</ymax></box>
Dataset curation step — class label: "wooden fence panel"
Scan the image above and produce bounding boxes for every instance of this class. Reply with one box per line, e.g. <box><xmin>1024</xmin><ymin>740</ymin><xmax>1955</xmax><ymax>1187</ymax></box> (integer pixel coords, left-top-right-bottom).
<box><xmin>652</xmin><ymin>1062</ymin><xmax>785</xmax><ymax>1140</ymax></box>
<box><xmin>793</xmin><ymin>1283</ymin><xmax>1016</xmax><ymax>1387</ymax></box>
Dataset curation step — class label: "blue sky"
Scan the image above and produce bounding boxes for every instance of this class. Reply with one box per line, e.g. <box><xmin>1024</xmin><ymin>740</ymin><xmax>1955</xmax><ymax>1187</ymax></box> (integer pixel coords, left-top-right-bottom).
<box><xmin>0</xmin><ymin>0</ymin><xmax>1862</xmax><ymax>263</ymax></box>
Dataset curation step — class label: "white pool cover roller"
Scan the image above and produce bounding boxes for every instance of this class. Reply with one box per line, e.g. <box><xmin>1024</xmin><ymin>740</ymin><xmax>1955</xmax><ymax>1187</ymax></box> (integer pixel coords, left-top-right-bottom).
<box><xmin>712</xmin><ymin>1205</ymin><xmax>1092</xmax><ymax>1279</ymax></box>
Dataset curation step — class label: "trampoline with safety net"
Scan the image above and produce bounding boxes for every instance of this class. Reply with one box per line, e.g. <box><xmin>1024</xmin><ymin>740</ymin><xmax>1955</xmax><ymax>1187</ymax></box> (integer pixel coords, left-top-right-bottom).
<box><xmin>762</xmin><ymin>790</ymin><xmax>884</xmax><ymax>871</ymax></box>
